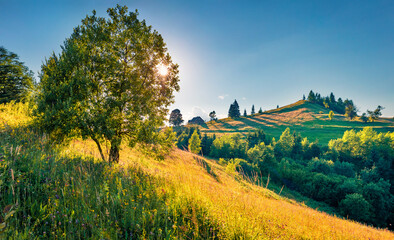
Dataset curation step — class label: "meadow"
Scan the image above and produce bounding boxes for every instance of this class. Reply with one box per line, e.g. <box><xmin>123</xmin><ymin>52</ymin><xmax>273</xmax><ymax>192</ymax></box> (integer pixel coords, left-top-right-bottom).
<box><xmin>1</xmin><ymin>102</ymin><xmax>393</xmax><ymax>239</ymax></box>
<box><xmin>201</xmin><ymin>100</ymin><xmax>394</xmax><ymax>145</ymax></box>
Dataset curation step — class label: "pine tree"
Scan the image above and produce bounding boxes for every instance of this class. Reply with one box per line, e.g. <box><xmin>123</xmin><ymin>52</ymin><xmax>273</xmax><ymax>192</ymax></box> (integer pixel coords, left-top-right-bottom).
<box><xmin>251</xmin><ymin>105</ymin><xmax>255</xmax><ymax>115</ymax></box>
<box><xmin>258</xmin><ymin>107</ymin><xmax>263</xmax><ymax>114</ymax></box>
<box><xmin>243</xmin><ymin>109</ymin><xmax>247</xmax><ymax>117</ymax></box>
<box><xmin>307</xmin><ymin>90</ymin><xmax>316</xmax><ymax>102</ymax></box>
<box><xmin>228</xmin><ymin>99</ymin><xmax>240</xmax><ymax>118</ymax></box>
<box><xmin>189</xmin><ymin>129</ymin><xmax>201</xmax><ymax>154</ymax></box>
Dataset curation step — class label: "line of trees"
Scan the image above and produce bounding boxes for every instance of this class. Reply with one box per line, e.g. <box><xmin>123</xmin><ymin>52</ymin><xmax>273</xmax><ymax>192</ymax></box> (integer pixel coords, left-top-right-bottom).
<box><xmin>306</xmin><ymin>90</ymin><xmax>355</xmax><ymax>115</ymax></box>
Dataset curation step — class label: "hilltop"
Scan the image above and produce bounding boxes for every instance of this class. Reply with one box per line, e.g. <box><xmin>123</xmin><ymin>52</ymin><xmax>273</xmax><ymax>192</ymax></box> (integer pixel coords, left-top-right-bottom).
<box><xmin>200</xmin><ymin>100</ymin><xmax>394</xmax><ymax>145</ymax></box>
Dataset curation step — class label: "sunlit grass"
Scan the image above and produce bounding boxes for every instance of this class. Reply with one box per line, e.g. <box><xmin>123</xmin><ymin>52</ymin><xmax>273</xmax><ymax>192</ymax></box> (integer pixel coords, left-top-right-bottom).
<box><xmin>1</xmin><ymin>102</ymin><xmax>393</xmax><ymax>239</ymax></box>
<box><xmin>203</xmin><ymin>100</ymin><xmax>394</xmax><ymax>145</ymax></box>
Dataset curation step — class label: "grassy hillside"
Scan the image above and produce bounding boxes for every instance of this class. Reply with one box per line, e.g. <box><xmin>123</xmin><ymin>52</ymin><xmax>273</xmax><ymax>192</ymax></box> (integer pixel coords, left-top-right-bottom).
<box><xmin>201</xmin><ymin>100</ymin><xmax>394</xmax><ymax>145</ymax></box>
<box><xmin>1</xmin><ymin>102</ymin><xmax>393</xmax><ymax>239</ymax></box>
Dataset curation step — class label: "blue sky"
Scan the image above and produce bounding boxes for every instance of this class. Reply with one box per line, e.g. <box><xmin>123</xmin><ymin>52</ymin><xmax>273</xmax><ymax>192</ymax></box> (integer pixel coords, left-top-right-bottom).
<box><xmin>1</xmin><ymin>0</ymin><xmax>393</xmax><ymax>120</ymax></box>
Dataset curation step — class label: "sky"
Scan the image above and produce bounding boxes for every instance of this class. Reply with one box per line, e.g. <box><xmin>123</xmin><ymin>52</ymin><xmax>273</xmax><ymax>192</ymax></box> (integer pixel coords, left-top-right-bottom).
<box><xmin>1</xmin><ymin>0</ymin><xmax>393</xmax><ymax>120</ymax></box>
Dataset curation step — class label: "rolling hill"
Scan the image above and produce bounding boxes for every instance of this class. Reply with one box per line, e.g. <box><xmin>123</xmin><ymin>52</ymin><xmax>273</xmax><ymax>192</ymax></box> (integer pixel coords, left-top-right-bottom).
<box><xmin>1</xmin><ymin>102</ymin><xmax>394</xmax><ymax>239</ymax></box>
<box><xmin>200</xmin><ymin>100</ymin><xmax>394</xmax><ymax>145</ymax></box>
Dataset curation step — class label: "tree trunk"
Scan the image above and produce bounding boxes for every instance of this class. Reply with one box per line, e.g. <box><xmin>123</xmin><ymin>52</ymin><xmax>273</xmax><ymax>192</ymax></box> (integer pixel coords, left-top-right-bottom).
<box><xmin>108</xmin><ymin>141</ymin><xmax>120</xmax><ymax>163</ymax></box>
<box><xmin>92</xmin><ymin>138</ymin><xmax>106</xmax><ymax>162</ymax></box>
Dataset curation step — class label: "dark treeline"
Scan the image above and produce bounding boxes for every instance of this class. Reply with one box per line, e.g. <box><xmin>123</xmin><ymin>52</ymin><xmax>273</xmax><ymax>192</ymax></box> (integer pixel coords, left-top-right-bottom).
<box><xmin>306</xmin><ymin>90</ymin><xmax>355</xmax><ymax>115</ymax></box>
<box><xmin>175</xmin><ymin>126</ymin><xmax>394</xmax><ymax>229</ymax></box>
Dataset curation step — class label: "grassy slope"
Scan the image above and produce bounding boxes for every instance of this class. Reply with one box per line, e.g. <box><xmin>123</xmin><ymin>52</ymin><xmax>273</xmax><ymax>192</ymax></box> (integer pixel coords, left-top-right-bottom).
<box><xmin>201</xmin><ymin>100</ymin><xmax>394</xmax><ymax>145</ymax></box>
<box><xmin>1</xmin><ymin>103</ymin><xmax>393</xmax><ymax>239</ymax></box>
<box><xmin>77</xmin><ymin>140</ymin><xmax>393</xmax><ymax>239</ymax></box>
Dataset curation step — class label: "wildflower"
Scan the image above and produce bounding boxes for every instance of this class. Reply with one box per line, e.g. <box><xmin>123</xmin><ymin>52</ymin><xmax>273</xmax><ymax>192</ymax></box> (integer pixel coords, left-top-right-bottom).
<box><xmin>55</xmin><ymin>194</ymin><xmax>59</xmax><ymax>199</ymax></box>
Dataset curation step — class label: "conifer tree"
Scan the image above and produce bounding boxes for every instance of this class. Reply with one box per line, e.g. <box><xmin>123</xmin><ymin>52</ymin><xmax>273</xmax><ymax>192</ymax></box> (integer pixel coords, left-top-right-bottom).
<box><xmin>307</xmin><ymin>90</ymin><xmax>316</xmax><ymax>102</ymax></box>
<box><xmin>228</xmin><ymin>99</ymin><xmax>240</xmax><ymax>118</ymax></box>
<box><xmin>243</xmin><ymin>109</ymin><xmax>247</xmax><ymax>117</ymax></box>
<box><xmin>258</xmin><ymin>107</ymin><xmax>263</xmax><ymax>114</ymax></box>
<box><xmin>251</xmin><ymin>105</ymin><xmax>255</xmax><ymax>115</ymax></box>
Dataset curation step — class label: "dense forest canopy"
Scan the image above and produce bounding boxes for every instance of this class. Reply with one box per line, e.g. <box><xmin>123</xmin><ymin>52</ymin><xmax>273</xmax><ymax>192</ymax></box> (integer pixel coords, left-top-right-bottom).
<box><xmin>175</xmin><ymin>126</ymin><xmax>394</xmax><ymax>229</ymax></box>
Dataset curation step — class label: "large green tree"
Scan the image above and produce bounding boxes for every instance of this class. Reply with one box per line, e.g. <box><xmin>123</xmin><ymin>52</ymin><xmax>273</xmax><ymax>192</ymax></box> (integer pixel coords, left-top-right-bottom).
<box><xmin>0</xmin><ymin>46</ymin><xmax>34</xmax><ymax>103</ymax></box>
<box><xmin>35</xmin><ymin>6</ymin><xmax>180</xmax><ymax>163</ymax></box>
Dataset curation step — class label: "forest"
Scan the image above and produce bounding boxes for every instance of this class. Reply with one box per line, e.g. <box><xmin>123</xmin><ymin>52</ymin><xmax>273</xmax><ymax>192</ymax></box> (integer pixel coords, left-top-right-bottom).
<box><xmin>174</xmin><ymin>126</ymin><xmax>394</xmax><ymax>229</ymax></box>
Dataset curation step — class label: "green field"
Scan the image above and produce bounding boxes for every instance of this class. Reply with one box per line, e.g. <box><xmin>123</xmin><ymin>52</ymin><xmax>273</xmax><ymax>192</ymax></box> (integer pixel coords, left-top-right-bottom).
<box><xmin>201</xmin><ymin>100</ymin><xmax>394</xmax><ymax>145</ymax></box>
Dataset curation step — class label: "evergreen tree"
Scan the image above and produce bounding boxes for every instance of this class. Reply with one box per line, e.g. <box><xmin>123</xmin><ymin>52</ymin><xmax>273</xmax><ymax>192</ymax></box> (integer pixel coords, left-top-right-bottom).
<box><xmin>329</xmin><ymin>92</ymin><xmax>336</xmax><ymax>104</ymax></box>
<box><xmin>189</xmin><ymin>129</ymin><xmax>201</xmax><ymax>154</ymax></box>
<box><xmin>243</xmin><ymin>109</ymin><xmax>247</xmax><ymax>117</ymax></box>
<box><xmin>258</xmin><ymin>107</ymin><xmax>263</xmax><ymax>113</ymax></box>
<box><xmin>169</xmin><ymin>109</ymin><xmax>184</xmax><ymax>126</ymax></box>
<box><xmin>307</xmin><ymin>90</ymin><xmax>316</xmax><ymax>102</ymax></box>
<box><xmin>251</xmin><ymin>105</ymin><xmax>255</xmax><ymax>115</ymax></box>
<box><xmin>303</xmin><ymin>94</ymin><xmax>306</xmax><ymax>100</ymax></box>
<box><xmin>228</xmin><ymin>99</ymin><xmax>240</xmax><ymax>118</ymax></box>
<box><xmin>201</xmin><ymin>133</ymin><xmax>215</xmax><ymax>156</ymax></box>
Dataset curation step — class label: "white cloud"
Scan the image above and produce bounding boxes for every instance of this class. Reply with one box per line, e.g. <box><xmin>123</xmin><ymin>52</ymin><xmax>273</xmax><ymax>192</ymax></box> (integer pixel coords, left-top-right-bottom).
<box><xmin>242</xmin><ymin>97</ymin><xmax>246</xmax><ymax>100</ymax></box>
<box><xmin>218</xmin><ymin>94</ymin><xmax>228</xmax><ymax>100</ymax></box>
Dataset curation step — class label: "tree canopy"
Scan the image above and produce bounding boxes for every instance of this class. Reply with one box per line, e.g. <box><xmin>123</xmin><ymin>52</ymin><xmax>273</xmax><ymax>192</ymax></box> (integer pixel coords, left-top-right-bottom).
<box><xmin>0</xmin><ymin>46</ymin><xmax>34</xmax><ymax>104</ymax></box>
<box><xmin>367</xmin><ymin>106</ymin><xmax>384</xmax><ymax>122</ymax></box>
<box><xmin>169</xmin><ymin>109</ymin><xmax>184</xmax><ymax>126</ymax></box>
<box><xmin>209</xmin><ymin>111</ymin><xmax>217</xmax><ymax>121</ymax></box>
<box><xmin>35</xmin><ymin>5</ymin><xmax>180</xmax><ymax>163</ymax></box>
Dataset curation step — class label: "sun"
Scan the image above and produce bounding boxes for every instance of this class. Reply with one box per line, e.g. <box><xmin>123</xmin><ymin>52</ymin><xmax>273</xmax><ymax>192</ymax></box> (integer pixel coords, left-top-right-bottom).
<box><xmin>157</xmin><ymin>63</ymin><xmax>168</xmax><ymax>76</ymax></box>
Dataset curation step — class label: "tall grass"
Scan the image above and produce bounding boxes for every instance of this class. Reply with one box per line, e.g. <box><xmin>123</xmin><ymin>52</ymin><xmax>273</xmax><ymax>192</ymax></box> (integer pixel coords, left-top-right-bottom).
<box><xmin>0</xmin><ymin>104</ymin><xmax>219</xmax><ymax>239</ymax></box>
<box><xmin>1</xmin><ymin>102</ymin><xmax>393</xmax><ymax>239</ymax></box>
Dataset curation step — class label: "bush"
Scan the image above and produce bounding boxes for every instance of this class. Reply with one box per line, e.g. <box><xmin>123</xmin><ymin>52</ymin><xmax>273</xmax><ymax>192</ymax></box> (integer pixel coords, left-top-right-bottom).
<box><xmin>339</xmin><ymin>193</ymin><xmax>372</xmax><ymax>223</ymax></box>
<box><xmin>247</xmin><ymin>142</ymin><xmax>276</xmax><ymax>174</ymax></box>
<box><xmin>210</xmin><ymin>133</ymin><xmax>247</xmax><ymax>159</ymax></box>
